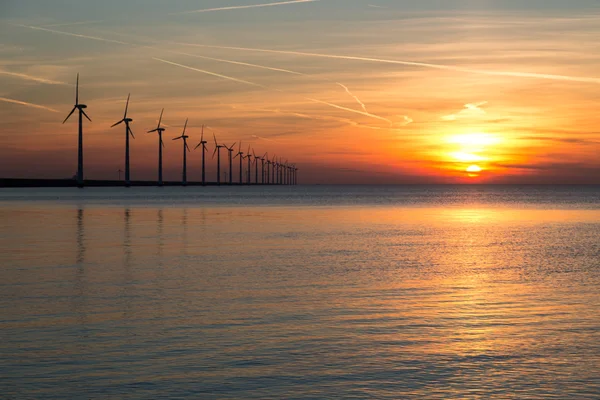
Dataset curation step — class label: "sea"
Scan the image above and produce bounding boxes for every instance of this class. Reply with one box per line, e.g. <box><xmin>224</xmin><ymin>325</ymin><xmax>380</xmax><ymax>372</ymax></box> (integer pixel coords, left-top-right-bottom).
<box><xmin>1</xmin><ymin>185</ymin><xmax>599</xmax><ymax>399</ymax></box>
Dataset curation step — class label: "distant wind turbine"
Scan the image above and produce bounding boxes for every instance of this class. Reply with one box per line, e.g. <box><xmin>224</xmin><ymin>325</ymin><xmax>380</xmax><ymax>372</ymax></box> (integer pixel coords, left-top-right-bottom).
<box><xmin>246</xmin><ymin>145</ymin><xmax>252</xmax><ymax>184</ymax></box>
<box><xmin>63</xmin><ymin>73</ymin><xmax>91</xmax><ymax>188</ymax></box>
<box><xmin>111</xmin><ymin>94</ymin><xmax>134</xmax><ymax>187</ymax></box>
<box><xmin>234</xmin><ymin>142</ymin><xmax>244</xmax><ymax>184</ymax></box>
<box><xmin>271</xmin><ymin>154</ymin><xmax>277</xmax><ymax>184</ymax></box>
<box><xmin>194</xmin><ymin>125</ymin><xmax>208</xmax><ymax>186</ymax></box>
<box><xmin>260</xmin><ymin>153</ymin><xmax>267</xmax><ymax>184</ymax></box>
<box><xmin>253</xmin><ymin>149</ymin><xmax>260</xmax><ymax>185</ymax></box>
<box><xmin>225</xmin><ymin>142</ymin><xmax>237</xmax><ymax>185</ymax></box>
<box><xmin>212</xmin><ymin>133</ymin><xmax>225</xmax><ymax>185</ymax></box>
<box><xmin>266</xmin><ymin>157</ymin><xmax>272</xmax><ymax>185</ymax></box>
<box><xmin>147</xmin><ymin>108</ymin><xmax>166</xmax><ymax>186</ymax></box>
<box><xmin>173</xmin><ymin>118</ymin><xmax>191</xmax><ymax>186</ymax></box>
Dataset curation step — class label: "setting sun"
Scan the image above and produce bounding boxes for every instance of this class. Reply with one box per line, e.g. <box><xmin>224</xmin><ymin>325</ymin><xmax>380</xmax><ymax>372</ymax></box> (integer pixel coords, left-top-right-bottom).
<box><xmin>467</xmin><ymin>165</ymin><xmax>482</xmax><ymax>173</ymax></box>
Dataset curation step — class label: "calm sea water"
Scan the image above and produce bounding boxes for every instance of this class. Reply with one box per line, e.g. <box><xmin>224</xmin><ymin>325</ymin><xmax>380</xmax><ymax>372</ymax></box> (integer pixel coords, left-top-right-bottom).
<box><xmin>1</xmin><ymin>186</ymin><xmax>599</xmax><ymax>399</ymax></box>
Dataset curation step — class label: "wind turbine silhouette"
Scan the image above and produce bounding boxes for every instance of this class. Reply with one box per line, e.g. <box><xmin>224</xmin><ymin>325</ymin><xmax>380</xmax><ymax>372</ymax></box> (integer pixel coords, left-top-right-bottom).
<box><xmin>246</xmin><ymin>145</ymin><xmax>252</xmax><ymax>185</ymax></box>
<box><xmin>213</xmin><ymin>133</ymin><xmax>225</xmax><ymax>186</ymax></box>
<box><xmin>194</xmin><ymin>125</ymin><xmax>208</xmax><ymax>186</ymax></box>
<box><xmin>147</xmin><ymin>108</ymin><xmax>166</xmax><ymax>186</ymax></box>
<box><xmin>253</xmin><ymin>150</ymin><xmax>260</xmax><ymax>185</ymax></box>
<box><xmin>173</xmin><ymin>119</ymin><xmax>190</xmax><ymax>186</ymax></box>
<box><xmin>266</xmin><ymin>157</ymin><xmax>272</xmax><ymax>185</ymax></box>
<box><xmin>271</xmin><ymin>154</ymin><xmax>277</xmax><ymax>184</ymax></box>
<box><xmin>259</xmin><ymin>153</ymin><xmax>267</xmax><ymax>184</ymax></box>
<box><xmin>111</xmin><ymin>94</ymin><xmax>134</xmax><ymax>187</ymax></box>
<box><xmin>63</xmin><ymin>74</ymin><xmax>91</xmax><ymax>188</ymax></box>
<box><xmin>225</xmin><ymin>142</ymin><xmax>237</xmax><ymax>185</ymax></box>
<box><xmin>234</xmin><ymin>142</ymin><xmax>244</xmax><ymax>184</ymax></box>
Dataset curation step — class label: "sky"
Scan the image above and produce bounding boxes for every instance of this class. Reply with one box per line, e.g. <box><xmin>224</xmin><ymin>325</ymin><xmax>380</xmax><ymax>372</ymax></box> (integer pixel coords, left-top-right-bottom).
<box><xmin>1</xmin><ymin>0</ymin><xmax>599</xmax><ymax>184</ymax></box>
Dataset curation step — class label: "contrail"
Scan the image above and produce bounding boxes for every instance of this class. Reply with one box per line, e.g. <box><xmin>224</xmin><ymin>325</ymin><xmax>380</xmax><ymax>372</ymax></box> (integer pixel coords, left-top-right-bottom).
<box><xmin>153</xmin><ymin>57</ymin><xmax>392</xmax><ymax>125</ymax></box>
<box><xmin>43</xmin><ymin>20</ymin><xmax>104</xmax><ymax>28</ymax></box>
<box><xmin>13</xmin><ymin>24</ymin><xmax>130</xmax><ymax>45</ymax></box>
<box><xmin>0</xmin><ymin>97</ymin><xmax>59</xmax><ymax>113</ymax></box>
<box><xmin>337</xmin><ymin>82</ymin><xmax>368</xmax><ymax>113</ymax></box>
<box><xmin>176</xmin><ymin>43</ymin><xmax>600</xmax><ymax>85</ymax></box>
<box><xmin>0</xmin><ymin>70</ymin><xmax>66</xmax><ymax>85</ymax></box>
<box><xmin>153</xmin><ymin>58</ymin><xmax>266</xmax><ymax>87</ymax></box>
<box><xmin>170</xmin><ymin>0</ymin><xmax>319</xmax><ymax>15</ymax></box>
<box><xmin>167</xmin><ymin>50</ymin><xmax>306</xmax><ymax>75</ymax></box>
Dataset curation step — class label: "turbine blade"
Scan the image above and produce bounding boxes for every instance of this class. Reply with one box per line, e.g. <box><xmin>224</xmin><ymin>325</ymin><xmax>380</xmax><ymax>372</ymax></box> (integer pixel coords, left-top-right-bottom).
<box><xmin>124</xmin><ymin>93</ymin><xmax>130</xmax><ymax>119</ymax></box>
<box><xmin>158</xmin><ymin>108</ymin><xmax>164</xmax><ymax>128</ymax></box>
<box><xmin>173</xmin><ymin>136</ymin><xmax>182</xmax><ymax>140</ymax></box>
<box><xmin>161</xmin><ymin>138</ymin><xmax>165</xmax><ymax>148</ymax></box>
<box><xmin>81</xmin><ymin>109</ymin><xmax>92</xmax><ymax>122</ymax></box>
<box><xmin>185</xmin><ymin>143</ymin><xmax>190</xmax><ymax>152</ymax></box>
<box><xmin>76</xmin><ymin>73</ymin><xmax>79</xmax><ymax>105</ymax></box>
<box><xmin>62</xmin><ymin>107</ymin><xmax>76</xmax><ymax>124</ymax></box>
<box><xmin>148</xmin><ymin>128</ymin><xmax>158</xmax><ymax>133</ymax></box>
<box><xmin>111</xmin><ymin>119</ymin><xmax>124</xmax><ymax>128</ymax></box>
<box><xmin>212</xmin><ymin>147</ymin><xmax>217</xmax><ymax>159</ymax></box>
<box><xmin>128</xmin><ymin>126</ymin><xmax>135</xmax><ymax>139</ymax></box>
<box><xmin>213</xmin><ymin>133</ymin><xmax>217</xmax><ymax>146</ymax></box>
<box><xmin>194</xmin><ymin>142</ymin><xmax>202</xmax><ymax>150</ymax></box>
<box><xmin>182</xmin><ymin>118</ymin><xmax>188</xmax><ymax>135</ymax></box>
<box><xmin>238</xmin><ymin>141</ymin><xmax>242</xmax><ymax>152</ymax></box>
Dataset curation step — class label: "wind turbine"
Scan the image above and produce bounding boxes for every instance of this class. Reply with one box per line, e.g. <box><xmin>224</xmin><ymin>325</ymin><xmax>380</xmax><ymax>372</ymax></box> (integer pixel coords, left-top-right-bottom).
<box><xmin>212</xmin><ymin>133</ymin><xmax>225</xmax><ymax>185</ymax></box>
<box><xmin>225</xmin><ymin>142</ymin><xmax>237</xmax><ymax>185</ymax></box>
<box><xmin>266</xmin><ymin>157</ymin><xmax>272</xmax><ymax>185</ymax></box>
<box><xmin>252</xmin><ymin>149</ymin><xmax>260</xmax><ymax>185</ymax></box>
<box><xmin>271</xmin><ymin>155</ymin><xmax>277</xmax><ymax>184</ymax></box>
<box><xmin>234</xmin><ymin>142</ymin><xmax>244</xmax><ymax>184</ymax></box>
<box><xmin>194</xmin><ymin>125</ymin><xmax>208</xmax><ymax>186</ymax></box>
<box><xmin>259</xmin><ymin>153</ymin><xmax>267</xmax><ymax>184</ymax></box>
<box><xmin>246</xmin><ymin>145</ymin><xmax>252</xmax><ymax>184</ymax></box>
<box><xmin>111</xmin><ymin>94</ymin><xmax>134</xmax><ymax>187</ymax></box>
<box><xmin>147</xmin><ymin>108</ymin><xmax>166</xmax><ymax>186</ymax></box>
<box><xmin>173</xmin><ymin>119</ymin><xmax>190</xmax><ymax>186</ymax></box>
<box><xmin>63</xmin><ymin>73</ymin><xmax>91</xmax><ymax>188</ymax></box>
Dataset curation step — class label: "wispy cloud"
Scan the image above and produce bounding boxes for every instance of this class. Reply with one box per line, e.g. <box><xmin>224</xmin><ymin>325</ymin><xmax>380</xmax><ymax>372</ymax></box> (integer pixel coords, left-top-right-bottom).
<box><xmin>0</xmin><ymin>97</ymin><xmax>59</xmax><ymax>113</ymax></box>
<box><xmin>443</xmin><ymin>101</ymin><xmax>487</xmax><ymax>121</ymax></box>
<box><xmin>0</xmin><ymin>70</ymin><xmax>66</xmax><ymax>85</ymax></box>
<box><xmin>153</xmin><ymin>57</ymin><xmax>393</xmax><ymax>126</ymax></box>
<box><xmin>170</xmin><ymin>0</ymin><xmax>319</xmax><ymax>15</ymax></box>
<box><xmin>42</xmin><ymin>20</ymin><xmax>104</xmax><ymax>28</ymax></box>
<box><xmin>12</xmin><ymin>24</ymin><xmax>130</xmax><ymax>45</ymax></box>
<box><xmin>337</xmin><ymin>83</ymin><xmax>368</xmax><ymax>113</ymax></box>
<box><xmin>177</xmin><ymin>43</ymin><xmax>600</xmax><ymax>84</ymax></box>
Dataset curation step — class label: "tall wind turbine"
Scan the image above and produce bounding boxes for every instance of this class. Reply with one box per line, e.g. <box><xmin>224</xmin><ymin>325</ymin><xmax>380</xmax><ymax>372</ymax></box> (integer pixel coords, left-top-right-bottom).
<box><xmin>225</xmin><ymin>142</ymin><xmax>237</xmax><ymax>185</ymax></box>
<box><xmin>246</xmin><ymin>145</ymin><xmax>252</xmax><ymax>184</ymax></box>
<box><xmin>194</xmin><ymin>125</ymin><xmax>208</xmax><ymax>186</ymax></box>
<box><xmin>266</xmin><ymin>157</ymin><xmax>272</xmax><ymax>185</ymax></box>
<box><xmin>253</xmin><ymin>150</ymin><xmax>260</xmax><ymax>185</ymax></box>
<box><xmin>111</xmin><ymin>94</ymin><xmax>134</xmax><ymax>187</ymax></box>
<box><xmin>260</xmin><ymin>153</ymin><xmax>267</xmax><ymax>184</ymax></box>
<box><xmin>63</xmin><ymin>73</ymin><xmax>91</xmax><ymax>188</ymax></box>
<box><xmin>147</xmin><ymin>108</ymin><xmax>166</xmax><ymax>186</ymax></box>
<box><xmin>173</xmin><ymin>119</ymin><xmax>190</xmax><ymax>186</ymax></box>
<box><xmin>213</xmin><ymin>134</ymin><xmax>225</xmax><ymax>185</ymax></box>
<box><xmin>234</xmin><ymin>142</ymin><xmax>244</xmax><ymax>184</ymax></box>
<box><xmin>271</xmin><ymin>155</ymin><xmax>277</xmax><ymax>184</ymax></box>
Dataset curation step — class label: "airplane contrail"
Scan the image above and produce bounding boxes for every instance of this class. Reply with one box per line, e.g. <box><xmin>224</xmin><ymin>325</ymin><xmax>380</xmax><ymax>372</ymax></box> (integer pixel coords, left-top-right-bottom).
<box><xmin>337</xmin><ymin>83</ymin><xmax>368</xmax><ymax>113</ymax></box>
<box><xmin>170</xmin><ymin>0</ymin><xmax>319</xmax><ymax>15</ymax></box>
<box><xmin>13</xmin><ymin>24</ymin><xmax>130</xmax><ymax>45</ymax></box>
<box><xmin>42</xmin><ymin>20</ymin><xmax>105</xmax><ymax>28</ymax></box>
<box><xmin>0</xmin><ymin>97</ymin><xmax>59</xmax><ymax>113</ymax></box>
<box><xmin>166</xmin><ymin>50</ymin><xmax>307</xmax><ymax>76</ymax></box>
<box><xmin>153</xmin><ymin>58</ymin><xmax>266</xmax><ymax>87</ymax></box>
<box><xmin>0</xmin><ymin>70</ymin><xmax>66</xmax><ymax>85</ymax></box>
<box><xmin>175</xmin><ymin>43</ymin><xmax>600</xmax><ymax>85</ymax></box>
<box><xmin>153</xmin><ymin>57</ymin><xmax>393</xmax><ymax>125</ymax></box>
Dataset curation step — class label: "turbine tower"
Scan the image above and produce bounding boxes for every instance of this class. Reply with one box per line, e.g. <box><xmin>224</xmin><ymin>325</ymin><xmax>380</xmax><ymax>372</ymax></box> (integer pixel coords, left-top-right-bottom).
<box><xmin>234</xmin><ymin>142</ymin><xmax>244</xmax><ymax>184</ymax></box>
<box><xmin>271</xmin><ymin>155</ymin><xmax>277</xmax><ymax>184</ymax></box>
<box><xmin>212</xmin><ymin>134</ymin><xmax>225</xmax><ymax>186</ymax></box>
<box><xmin>253</xmin><ymin>150</ymin><xmax>260</xmax><ymax>185</ymax></box>
<box><xmin>266</xmin><ymin>157</ymin><xmax>272</xmax><ymax>185</ymax></box>
<box><xmin>147</xmin><ymin>108</ymin><xmax>166</xmax><ymax>186</ymax></box>
<box><xmin>63</xmin><ymin>73</ymin><xmax>91</xmax><ymax>188</ymax></box>
<box><xmin>194</xmin><ymin>125</ymin><xmax>208</xmax><ymax>186</ymax></box>
<box><xmin>173</xmin><ymin>119</ymin><xmax>190</xmax><ymax>186</ymax></box>
<box><xmin>225</xmin><ymin>142</ymin><xmax>237</xmax><ymax>185</ymax></box>
<box><xmin>111</xmin><ymin>94</ymin><xmax>134</xmax><ymax>187</ymax></box>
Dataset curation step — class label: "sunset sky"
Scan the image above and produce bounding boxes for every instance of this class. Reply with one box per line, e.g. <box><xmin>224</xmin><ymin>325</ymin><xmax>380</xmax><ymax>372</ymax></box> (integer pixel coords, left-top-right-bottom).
<box><xmin>1</xmin><ymin>0</ymin><xmax>599</xmax><ymax>183</ymax></box>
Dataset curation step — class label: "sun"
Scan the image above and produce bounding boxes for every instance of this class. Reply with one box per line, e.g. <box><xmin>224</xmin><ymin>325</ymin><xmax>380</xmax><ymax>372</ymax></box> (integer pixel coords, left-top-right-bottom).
<box><xmin>466</xmin><ymin>165</ymin><xmax>482</xmax><ymax>173</ymax></box>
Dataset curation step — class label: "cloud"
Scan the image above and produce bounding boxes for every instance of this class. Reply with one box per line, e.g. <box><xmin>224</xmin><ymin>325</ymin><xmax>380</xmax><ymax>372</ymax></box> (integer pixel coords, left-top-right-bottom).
<box><xmin>443</xmin><ymin>101</ymin><xmax>487</xmax><ymax>121</ymax></box>
<box><xmin>12</xmin><ymin>24</ymin><xmax>131</xmax><ymax>46</ymax></box>
<box><xmin>170</xmin><ymin>0</ymin><xmax>319</xmax><ymax>15</ymax></box>
<box><xmin>0</xmin><ymin>97</ymin><xmax>59</xmax><ymax>113</ymax></box>
<box><xmin>176</xmin><ymin>43</ymin><xmax>600</xmax><ymax>85</ymax></box>
<box><xmin>0</xmin><ymin>69</ymin><xmax>66</xmax><ymax>85</ymax></box>
<box><xmin>337</xmin><ymin>83</ymin><xmax>368</xmax><ymax>113</ymax></box>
